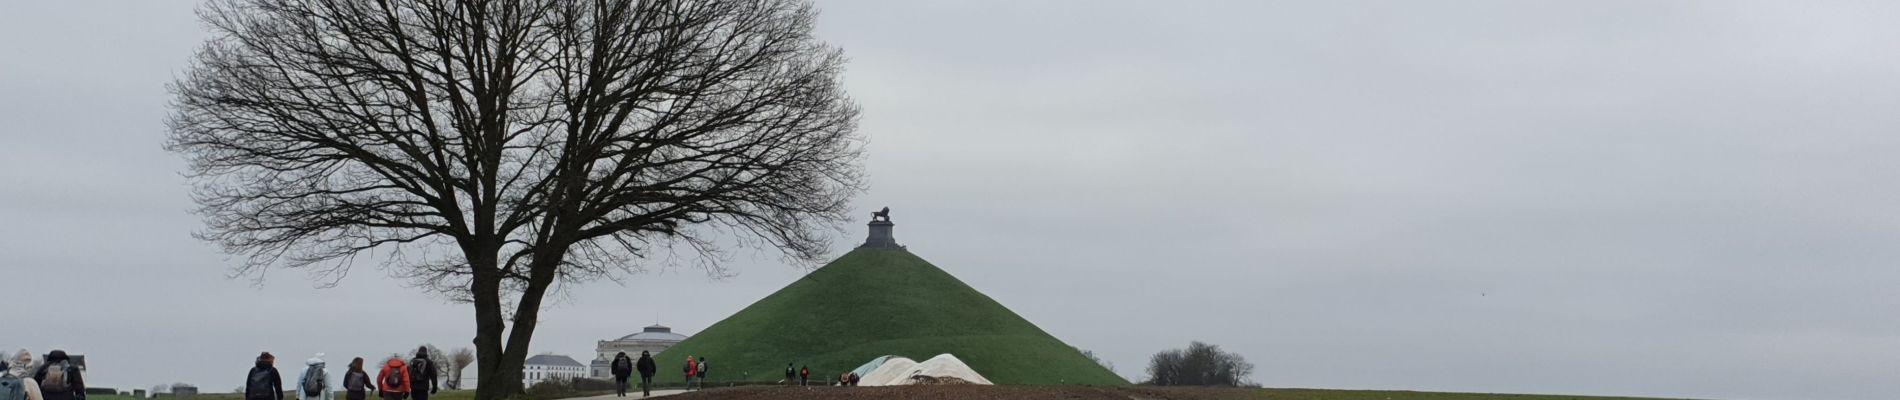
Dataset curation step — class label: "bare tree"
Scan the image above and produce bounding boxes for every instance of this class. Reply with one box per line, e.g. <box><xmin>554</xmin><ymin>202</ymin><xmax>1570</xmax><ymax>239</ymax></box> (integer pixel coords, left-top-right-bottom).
<box><xmin>166</xmin><ymin>1</ymin><xmax>862</xmax><ymax>400</ymax></box>
<box><xmin>1073</xmin><ymin>346</ymin><xmax>1116</xmax><ymax>374</ymax></box>
<box><xmin>448</xmin><ymin>347</ymin><xmax>476</xmax><ymax>390</ymax></box>
<box><xmin>1144</xmin><ymin>341</ymin><xmax>1254</xmax><ymax>387</ymax></box>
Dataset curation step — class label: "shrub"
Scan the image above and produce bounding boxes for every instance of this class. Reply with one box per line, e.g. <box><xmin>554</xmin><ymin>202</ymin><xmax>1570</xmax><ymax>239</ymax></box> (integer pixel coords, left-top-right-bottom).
<box><xmin>1144</xmin><ymin>341</ymin><xmax>1255</xmax><ymax>387</ymax></box>
<box><xmin>87</xmin><ymin>388</ymin><xmax>120</xmax><ymax>395</ymax></box>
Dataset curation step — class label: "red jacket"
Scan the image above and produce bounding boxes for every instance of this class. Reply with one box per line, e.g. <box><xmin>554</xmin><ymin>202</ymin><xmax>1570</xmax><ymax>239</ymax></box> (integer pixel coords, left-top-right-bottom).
<box><xmin>377</xmin><ymin>358</ymin><xmax>413</xmax><ymax>394</ymax></box>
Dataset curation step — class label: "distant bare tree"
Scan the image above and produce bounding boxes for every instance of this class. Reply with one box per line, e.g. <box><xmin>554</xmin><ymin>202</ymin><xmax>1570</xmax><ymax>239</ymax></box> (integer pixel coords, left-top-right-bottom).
<box><xmin>166</xmin><ymin>1</ymin><xmax>861</xmax><ymax>400</ymax></box>
<box><xmin>448</xmin><ymin>347</ymin><xmax>476</xmax><ymax>390</ymax></box>
<box><xmin>1073</xmin><ymin>346</ymin><xmax>1116</xmax><ymax>373</ymax></box>
<box><xmin>1144</xmin><ymin>341</ymin><xmax>1254</xmax><ymax>387</ymax></box>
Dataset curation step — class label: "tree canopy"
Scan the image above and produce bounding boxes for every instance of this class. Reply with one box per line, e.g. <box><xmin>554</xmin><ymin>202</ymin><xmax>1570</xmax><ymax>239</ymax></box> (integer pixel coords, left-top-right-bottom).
<box><xmin>167</xmin><ymin>1</ymin><xmax>862</xmax><ymax>399</ymax></box>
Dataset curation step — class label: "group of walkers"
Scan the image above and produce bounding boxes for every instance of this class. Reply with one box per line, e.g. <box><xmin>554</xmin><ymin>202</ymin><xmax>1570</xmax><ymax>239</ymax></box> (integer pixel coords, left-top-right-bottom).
<box><xmin>680</xmin><ymin>357</ymin><xmax>706</xmax><ymax>391</ymax></box>
<box><xmin>605</xmin><ymin>351</ymin><xmax>656</xmax><ymax>397</ymax></box>
<box><xmin>0</xmin><ymin>349</ymin><xmax>86</xmax><ymax>400</ymax></box>
<box><xmin>782</xmin><ymin>363</ymin><xmax>856</xmax><ymax>387</ymax></box>
<box><xmin>243</xmin><ymin>347</ymin><xmax>439</xmax><ymax>400</ymax></box>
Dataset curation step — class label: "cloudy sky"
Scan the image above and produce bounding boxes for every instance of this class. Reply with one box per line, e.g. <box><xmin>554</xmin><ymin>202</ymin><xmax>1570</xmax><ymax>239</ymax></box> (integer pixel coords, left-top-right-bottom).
<box><xmin>5</xmin><ymin>1</ymin><xmax>1900</xmax><ymax>399</ymax></box>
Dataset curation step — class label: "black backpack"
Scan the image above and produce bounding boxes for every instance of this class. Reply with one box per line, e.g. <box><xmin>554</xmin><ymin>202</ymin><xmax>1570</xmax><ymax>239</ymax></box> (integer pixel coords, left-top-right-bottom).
<box><xmin>246</xmin><ymin>368</ymin><xmax>276</xmax><ymax>400</ymax></box>
<box><xmin>408</xmin><ymin>358</ymin><xmax>429</xmax><ymax>388</ymax></box>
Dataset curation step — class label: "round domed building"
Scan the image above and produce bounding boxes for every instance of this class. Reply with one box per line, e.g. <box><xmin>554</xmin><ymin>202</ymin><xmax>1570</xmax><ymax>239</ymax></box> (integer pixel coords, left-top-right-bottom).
<box><xmin>590</xmin><ymin>324</ymin><xmax>691</xmax><ymax>378</ymax></box>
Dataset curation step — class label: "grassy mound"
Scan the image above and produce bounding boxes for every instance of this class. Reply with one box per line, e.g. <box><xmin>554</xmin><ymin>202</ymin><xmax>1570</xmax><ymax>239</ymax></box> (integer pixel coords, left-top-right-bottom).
<box><xmin>652</xmin><ymin>247</ymin><xmax>1126</xmax><ymax>386</ymax></box>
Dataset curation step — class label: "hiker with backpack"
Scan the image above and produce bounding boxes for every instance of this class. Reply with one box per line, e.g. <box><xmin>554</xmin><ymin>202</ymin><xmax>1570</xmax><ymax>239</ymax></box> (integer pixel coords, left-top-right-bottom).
<box><xmin>608</xmin><ymin>352</ymin><xmax>632</xmax><ymax>397</ymax></box>
<box><xmin>297</xmin><ymin>354</ymin><xmax>331</xmax><ymax>400</ymax></box>
<box><xmin>633</xmin><ymin>351</ymin><xmax>655</xmax><ymax>398</ymax></box>
<box><xmin>7</xmin><ymin>350</ymin><xmax>42</xmax><ymax>400</ymax></box>
<box><xmin>693</xmin><ymin>358</ymin><xmax>706</xmax><ymax>389</ymax></box>
<box><xmin>405</xmin><ymin>348</ymin><xmax>437</xmax><ymax>400</ymax></box>
<box><xmin>783</xmin><ymin>363</ymin><xmax>795</xmax><ymax>386</ymax></box>
<box><xmin>375</xmin><ymin>357</ymin><xmax>410</xmax><ymax>400</ymax></box>
<box><xmin>33</xmin><ymin>350</ymin><xmax>82</xmax><ymax>400</ymax></box>
<box><xmin>2</xmin><ymin>359</ymin><xmax>45</xmax><ymax>400</ymax></box>
<box><xmin>244</xmin><ymin>352</ymin><xmax>284</xmax><ymax>400</ymax></box>
<box><xmin>8</xmin><ymin>352</ymin><xmax>36</xmax><ymax>384</ymax></box>
<box><xmin>341</xmin><ymin>358</ymin><xmax>375</xmax><ymax>400</ymax></box>
<box><xmin>798</xmin><ymin>365</ymin><xmax>809</xmax><ymax>387</ymax></box>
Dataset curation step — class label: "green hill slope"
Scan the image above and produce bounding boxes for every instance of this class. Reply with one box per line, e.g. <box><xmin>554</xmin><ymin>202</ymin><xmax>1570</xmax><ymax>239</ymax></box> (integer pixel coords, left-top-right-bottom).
<box><xmin>652</xmin><ymin>247</ymin><xmax>1126</xmax><ymax>386</ymax></box>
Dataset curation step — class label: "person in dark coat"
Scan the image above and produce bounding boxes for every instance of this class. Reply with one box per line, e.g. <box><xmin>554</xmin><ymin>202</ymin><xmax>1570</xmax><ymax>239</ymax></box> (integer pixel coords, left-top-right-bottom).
<box><xmin>406</xmin><ymin>348</ymin><xmax>437</xmax><ymax>400</ymax></box>
<box><xmin>633</xmin><ymin>351</ymin><xmax>656</xmax><ymax>397</ymax></box>
<box><xmin>243</xmin><ymin>352</ymin><xmax>284</xmax><ymax>400</ymax></box>
<box><xmin>609</xmin><ymin>352</ymin><xmax>632</xmax><ymax>397</ymax></box>
<box><xmin>783</xmin><ymin>363</ymin><xmax>795</xmax><ymax>386</ymax></box>
<box><xmin>32</xmin><ymin>350</ymin><xmax>84</xmax><ymax>400</ymax></box>
<box><xmin>342</xmin><ymin>357</ymin><xmax>377</xmax><ymax>400</ymax></box>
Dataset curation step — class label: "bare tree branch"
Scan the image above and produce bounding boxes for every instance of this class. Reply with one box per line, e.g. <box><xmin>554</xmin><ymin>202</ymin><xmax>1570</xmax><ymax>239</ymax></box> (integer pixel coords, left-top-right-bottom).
<box><xmin>167</xmin><ymin>1</ymin><xmax>861</xmax><ymax>399</ymax></box>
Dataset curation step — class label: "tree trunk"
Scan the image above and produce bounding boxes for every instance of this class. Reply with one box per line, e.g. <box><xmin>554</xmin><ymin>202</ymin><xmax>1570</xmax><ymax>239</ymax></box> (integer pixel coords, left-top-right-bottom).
<box><xmin>469</xmin><ymin>249</ymin><xmax>523</xmax><ymax>400</ymax></box>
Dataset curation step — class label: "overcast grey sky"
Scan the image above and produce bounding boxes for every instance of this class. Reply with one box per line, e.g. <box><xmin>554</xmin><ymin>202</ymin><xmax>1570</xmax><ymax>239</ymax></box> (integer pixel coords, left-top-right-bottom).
<box><xmin>4</xmin><ymin>1</ymin><xmax>1899</xmax><ymax>399</ymax></box>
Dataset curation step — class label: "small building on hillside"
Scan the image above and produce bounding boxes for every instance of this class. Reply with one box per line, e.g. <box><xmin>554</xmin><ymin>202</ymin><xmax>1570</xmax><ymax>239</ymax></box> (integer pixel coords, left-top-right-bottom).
<box><xmin>589</xmin><ymin>324</ymin><xmax>690</xmax><ymax>378</ymax></box>
<box><xmin>523</xmin><ymin>354</ymin><xmax>587</xmax><ymax>387</ymax></box>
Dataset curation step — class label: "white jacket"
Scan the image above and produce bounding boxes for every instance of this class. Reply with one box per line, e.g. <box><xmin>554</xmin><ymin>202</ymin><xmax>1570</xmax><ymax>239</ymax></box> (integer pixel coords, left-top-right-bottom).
<box><xmin>297</xmin><ymin>357</ymin><xmax>333</xmax><ymax>400</ymax></box>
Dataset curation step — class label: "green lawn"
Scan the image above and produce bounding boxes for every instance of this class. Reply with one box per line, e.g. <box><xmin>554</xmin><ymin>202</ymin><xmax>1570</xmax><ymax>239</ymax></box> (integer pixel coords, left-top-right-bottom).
<box><xmin>651</xmin><ymin>247</ymin><xmax>1126</xmax><ymax>386</ymax></box>
<box><xmin>1253</xmin><ymin>388</ymin><xmax>1699</xmax><ymax>400</ymax></box>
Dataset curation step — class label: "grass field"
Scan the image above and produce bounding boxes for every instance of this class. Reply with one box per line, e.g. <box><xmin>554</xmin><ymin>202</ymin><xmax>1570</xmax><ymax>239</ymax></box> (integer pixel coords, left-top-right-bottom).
<box><xmin>1255</xmin><ymin>388</ymin><xmax>1698</xmax><ymax>400</ymax></box>
<box><xmin>653</xmin><ymin>386</ymin><xmax>1703</xmax><ymax>400</ymax></box>
<box><xmin>651</xmin><ymin>247</ymin><xmax>1125</xmax><ymax>386</ymax></box>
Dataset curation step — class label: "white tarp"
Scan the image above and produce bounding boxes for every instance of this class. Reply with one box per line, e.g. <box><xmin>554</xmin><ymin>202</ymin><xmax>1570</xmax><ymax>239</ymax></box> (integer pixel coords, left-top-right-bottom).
<box><xmin>856</xmin><ymin>354</ymin><xmax>992</xmax><ymax>386</ymax></box>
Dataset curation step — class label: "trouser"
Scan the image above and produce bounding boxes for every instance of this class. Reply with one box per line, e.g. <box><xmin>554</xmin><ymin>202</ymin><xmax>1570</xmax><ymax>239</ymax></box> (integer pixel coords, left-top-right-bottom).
<box><xmin>640</xmin><ymin>376</ymin><xmax>652</xmax><ymax>397</ymax></box>
<box><xmin>381</xmin><ymin>392</ymin><xmax>406</xmax><ymax>400</ymax></box>
<box><xmin>346</xmin><ymin>392</ymin><xmax>366</xmax><ymax>400</ymax></box>
<box><xmin>411</xmin><ymin>389</ymin><xmax>429</xmax><ymax>400</ymax></box>
<box><xmin>614</xmin><ymin>377</ymin><xmax>628</xmax><ymax>396</ymax></box>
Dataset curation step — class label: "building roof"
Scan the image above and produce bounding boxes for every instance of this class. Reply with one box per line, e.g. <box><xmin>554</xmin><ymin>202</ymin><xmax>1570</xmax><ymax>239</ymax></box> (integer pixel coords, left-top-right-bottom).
<box><xmin>613</xmin><ymin>324</ymin><xmax>688</xmax><ymax>342</ymax></box>
<box><xmin>524</xmin><ymin>354</ymin><xmax>585</xmax><ymax>368</ymax></box>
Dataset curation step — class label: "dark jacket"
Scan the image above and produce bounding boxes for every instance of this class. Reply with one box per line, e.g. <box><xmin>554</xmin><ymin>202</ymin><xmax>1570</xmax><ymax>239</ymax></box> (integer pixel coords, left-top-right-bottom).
<box><xmin>342</xmin><ymin>369</ymin><xmax>376</xmax><ymax>393</ymax></box>
<box><xmin>245</xmin><ymin>361</ymin><xmax>284</xmax><ymax>400</ymax></box>
<box><xmin>610</xmin><ymin>356</ymin><xmax>633</xmax><ymax>379</ymax></box>
<box><xmin>634</xmin><ymin>355</ymin><xmax>656</xmax><ymax>378</ymax></box>
<box><xmin>408</xmin><ymin>355</ymin><xmax>438</xmax><ymax>394</ymax></box>
<box><xmin>34</xmin><ymin>351</ymin><xmax>85</xmax><ymax>400</ymax></box>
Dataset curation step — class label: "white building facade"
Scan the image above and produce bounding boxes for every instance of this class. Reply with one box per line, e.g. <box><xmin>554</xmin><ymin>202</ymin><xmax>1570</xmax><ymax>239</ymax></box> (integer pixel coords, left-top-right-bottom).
<box><xmin>589</xmin><ymin>324</ymin><xmax>689</xmax><ymax>378</ymax></box>
<box><xmin>522</xmin><ymin>354</ymin><xmax>588</xmax><ymax>387</ymax></box>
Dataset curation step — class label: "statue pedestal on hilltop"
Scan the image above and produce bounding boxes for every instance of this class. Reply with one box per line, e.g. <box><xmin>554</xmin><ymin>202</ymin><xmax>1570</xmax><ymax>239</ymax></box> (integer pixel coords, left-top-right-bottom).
<box><xmin>862</xmin><ymin>207</ymin><xmax>901</xmax><ymax>248</ymax></box>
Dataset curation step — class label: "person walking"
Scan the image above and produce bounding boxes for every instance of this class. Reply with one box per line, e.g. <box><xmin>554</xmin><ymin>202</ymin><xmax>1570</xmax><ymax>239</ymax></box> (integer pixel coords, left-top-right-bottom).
<box><xmin>783</xmin><ymin>363</ymin><xmax>795</xmax><ymax>386</ymax></box>
<box><xmin>798</xmin><ymin>365</ymin><xmax>809</xmax><ymax>387</ymax></box>
<box><xmin>376</xmin><ymin>357</ymin><xmax>411</xmax><ymax>400</ymax></box>
<box><xmin>693</xmin><ymin>358</ymin><xmax>706</xmax><ymax>389</ymax></box>
<box><xmin>633</xmin><ymin>351</ymin><xmax>655</xmax><ymax>398</ymax></box>
<box><xmin>297</xmin><ymin>354</ymin><xmax>332</xmax><ymax>400</ymax></box>
<box><xmin>406</xmin><ymin>348</ymin><xmax>437</xmax><ymax>400</ymax></box>
<box><xmin>31</xmin><ymin>351</ymin><xmax>81</xmax><ymax>400</ymax></box>
<box><xmin>7</xmin><ymin>348</ymin><xmax>43</xmax><ymax>400</ymax></box>
<box><xmin>243</xmin><ymin>352</ymin><xmax>284</xmax><ymax>400</ymax></box>
<box><xmin>2</xmin><ymin>358</ymin><xmax>45</xmax><ymax>400</ymax></box>
<box><xmin>608</xmin><ymin>352</ymin><xmax>632</xmax><ymax>397</ymax></box>
<box><xmin>341</xmin><ymin>358</ymin><xmax>376</xmax><ymax>400</ymax></box>
<box><xmin>680</xmin><ymin>357</ymin><xmax>696</xmax><ymax>391</ymax></box>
